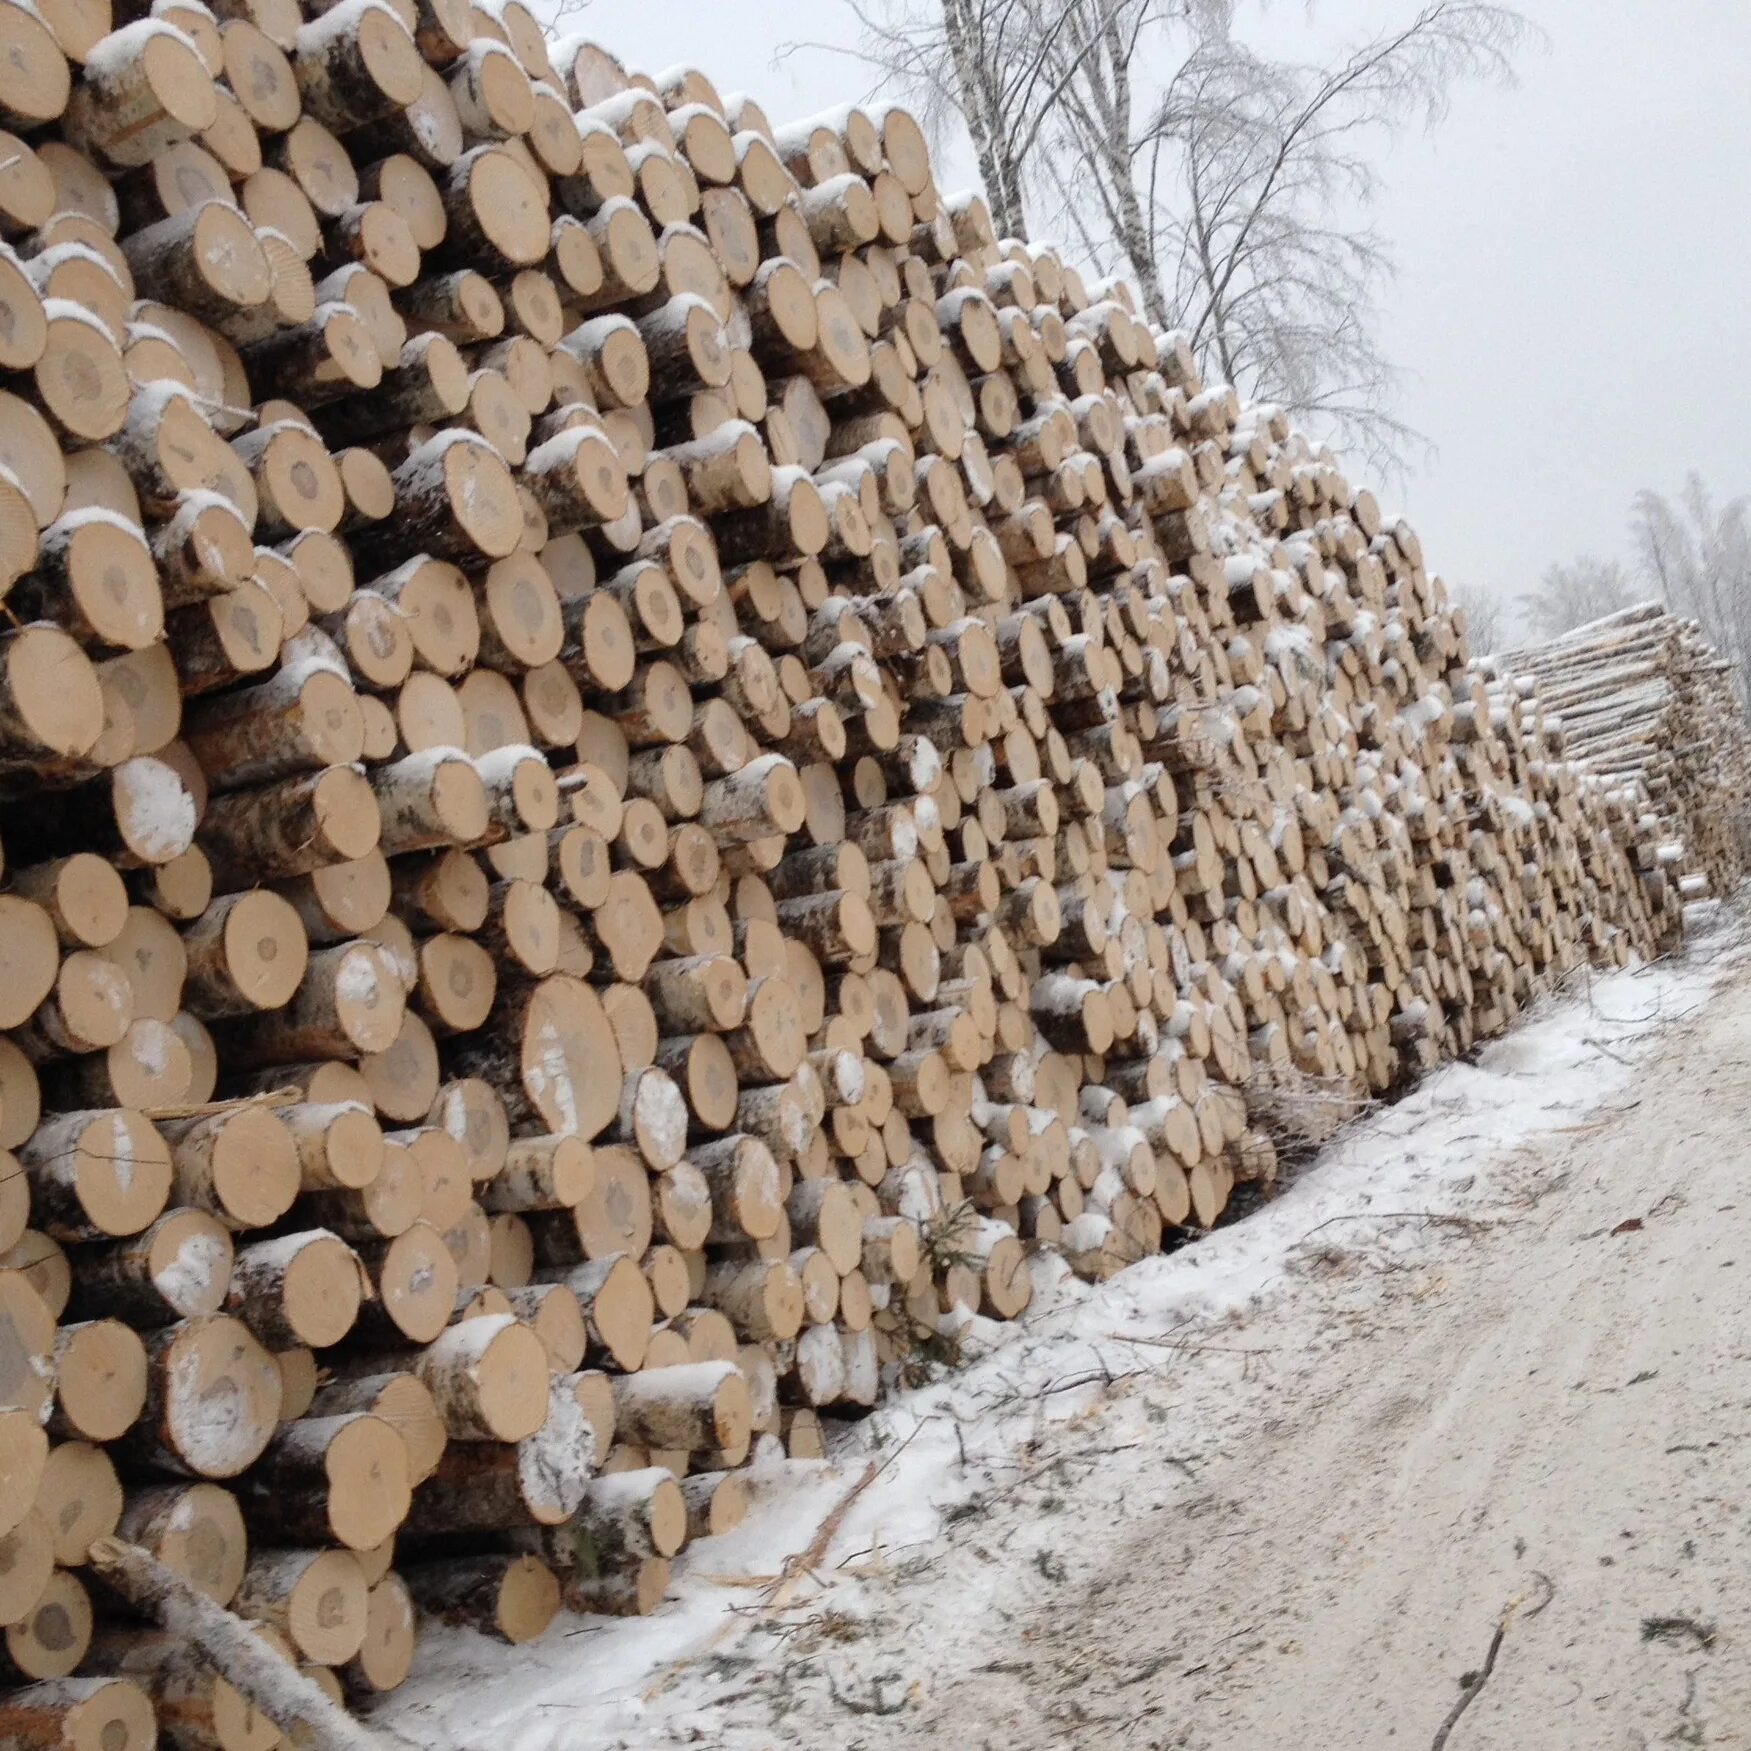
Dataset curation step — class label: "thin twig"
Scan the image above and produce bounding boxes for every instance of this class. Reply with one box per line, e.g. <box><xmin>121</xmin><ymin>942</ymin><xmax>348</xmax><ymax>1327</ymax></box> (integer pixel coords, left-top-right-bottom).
<box><xmin>1105</xmin><ymin>1331</ymin><xmax>1272</xmax><ymax>1357</ymax></box>
<box><xmin>1430</xmin><ymin>1574</ymin><xmax>1554</xmax><ymax>1750</ymax></box>
<box><xmin>1297</xmin><ymin>1210</ymin><xmax>1481</xmax><ymax>1241</ymax></box>
<box><xmin>641</xmin><ymin>1423</ymin><xmax>924</xmax><ymax>1704</ymax></box>
<box><xmin>1428</xmin><ymin>1619</ymin><xmax>1507</xmax><ymax>1751</ymax></box>
<box><xmin>141</xmin><ymin>1086</ymin><xmax>298</xmax><ymax>1121</ymax></box>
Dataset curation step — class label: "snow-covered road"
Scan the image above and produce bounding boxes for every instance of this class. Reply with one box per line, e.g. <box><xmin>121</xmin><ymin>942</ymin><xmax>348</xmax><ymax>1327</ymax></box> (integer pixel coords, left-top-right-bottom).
<box><xmin>387</xmin><ymin>905</ymin><xmax>1751</xmax><ymax>1751</ymax></box>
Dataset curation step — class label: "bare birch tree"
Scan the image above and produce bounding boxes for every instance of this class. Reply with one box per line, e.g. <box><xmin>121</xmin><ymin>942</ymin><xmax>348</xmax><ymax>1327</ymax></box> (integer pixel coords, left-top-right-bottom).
<box><xmin>1632</xmin><ymin>474</ymin><xmax>1751</xmax><ymax>704</ymax></box>
<box><xmin>811</xmin><ymin>0</ymin><xmax>1531</xmax><ymax>467</ymax></box>
<box><xmin>1448</xmin><ymin>584</ymin><xmax>1503</xmax><ymax>655</ymax></box>
<box><xmin>1130</xmin><ymin>5</ymin><xmax>1528</xmax><ymax>465</ymax></box>
<box><xmin>1519</xmin><ymin>557</ymin><xmax>1637</xmax><ymax>642</ymax></box>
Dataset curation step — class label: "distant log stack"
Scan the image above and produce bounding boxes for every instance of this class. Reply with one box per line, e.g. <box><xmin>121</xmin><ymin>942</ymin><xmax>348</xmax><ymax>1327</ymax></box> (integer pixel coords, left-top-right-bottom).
<box><xmin>0</xmin><ymin>11</ymin><xmax>1740</xmax><ymax>1743</ymax></box>
<box><xmin>1493</xmin><ymin>602</ymin><xmax>1751</xmax><ymax>918</ymax></box>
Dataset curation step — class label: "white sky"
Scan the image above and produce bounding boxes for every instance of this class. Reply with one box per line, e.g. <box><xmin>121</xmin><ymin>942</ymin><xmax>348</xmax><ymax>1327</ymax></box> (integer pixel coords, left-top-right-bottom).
<box><xmin>550</xmin><ymin>1</ymin><xmax>1751</xmax><ymax>630</ymax></box>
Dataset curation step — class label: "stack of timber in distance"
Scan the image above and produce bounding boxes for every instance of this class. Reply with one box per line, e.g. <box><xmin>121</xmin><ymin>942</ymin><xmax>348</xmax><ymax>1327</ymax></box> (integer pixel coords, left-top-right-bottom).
<box><xmin>1492</xmin><ymin>602</ymin><xmax>1751</xmax><ymax>915</ymax></box>
<box><xmin>0</xmin><ymin>7</ymin><xmax>1738</xmax><ymax>1743</ymax></box>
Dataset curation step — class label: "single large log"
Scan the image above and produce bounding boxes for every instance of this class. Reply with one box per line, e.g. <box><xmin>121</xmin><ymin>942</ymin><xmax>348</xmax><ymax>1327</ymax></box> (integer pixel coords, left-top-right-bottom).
<box><xmin>448</xmin><ymin>973</ymin><xmax>623</xmax><ymax>1139</ymax></box>
<box><xmin>181</xmin><ymin>891</ymin><xmax>310</xmax><ymax>1017</ymax></box>
<box><xmin>514</xmin><ymin>1465</ymin><xmax>685</xmax><ymax>1570</ymax></box>
<box><xmin>218</xmin><ymin>940</ymin><xmax>406</xmax><ymax>1068</ymax></box>
<box><xmin>0</xmin><ymin>1677</ymin><xmax>156</xmax><ymax>1750</ymax></box>
<box><xmin>199</xmin><ymin>766</ymin><xmax>381</xmax><ymax>887</ymax></box>
<box><xmin>609</xmin><ymin>1361</ymin><xmax>751</xmax><ymax>1453</ymax></box>
<box><xmin>231</xmin><ymin>1548</ymin><xmax>369</xmax><ymax>1668</ymax></box>
<box><xmin>70</xmin><ymin>1209</ymin><xmax>234</xmax><ymax>1327</ymax></box>
<box><xmin>21</xmin><ymin>1110</ymin><xmax>173</xmax><ymax>1242</ymax></box>
<box><xmin>399</xmin><ymin>1554</ymin><xmax>557</xmax><ymax>1645</ymax></box>
<box><xmin>225</xmin><ymin>1230</ymin><xmax>367</xmax><ymax>1349</ymax></box>
<box><xmin>126</xmin><ymin>1315</ymin><xmax>282</xmax><ymax>1480</ymax></box>
<box><xmin>159</xmin><ymin>1107</ymin><xmax>299</xmax><ymax>1232</ymax></box>
<box><xmin>401</xmin><ymin>1374</ymin><xmax>593</xmax><ymax>1532</ymax></box>
<box><xmin>413</xmin><ymin>1314</ymin><xmax>549</xmax><ymax>1443</ymax></box>
<box><xmin>112</xmin><ymin>1483</ymin><xmax>247</xmax><ymax>1607</ymax></box>
<box><xmin>0</xmin><ymin>627</ymin><xmax>103</xmax><ymax>771</ymax></box>
<box><xmin>240</xmin><ymin>1413</ymin><xmax>411</xmax><ymax>1552</ymax></box>
<box><xmin>65</xmin><ymin>22</ymin><xmax>215</xmax><ymax>168</ymax></box>
<box><xmin>50</xmin><ymin>1318</ymin><xmax>147</xmax><ymax>1443</ymax></box>
<box><xmin>34</xmin><ymin>1441</ymin><xmax>121</xmax><ymax>1569</ymax></box>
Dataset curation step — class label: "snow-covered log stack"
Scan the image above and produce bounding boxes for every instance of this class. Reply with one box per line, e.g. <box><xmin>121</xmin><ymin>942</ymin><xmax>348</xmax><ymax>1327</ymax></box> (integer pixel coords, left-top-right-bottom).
<box><xmin>1493</xmin><ymin>603</ymin><xmax>1751</xmax><ymax>911</ymax></box>
<box><xmin>0</xmin><ymin>9</ymin><xmax>1736</xmax><ymax>1741</ymax></box>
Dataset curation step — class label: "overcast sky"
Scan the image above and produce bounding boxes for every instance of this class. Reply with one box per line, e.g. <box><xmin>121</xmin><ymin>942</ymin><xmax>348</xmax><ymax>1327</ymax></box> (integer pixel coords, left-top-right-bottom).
<box><xmin>548</xmin><ymin>1</ymin><xmax>1750</xmax><ymax>631</ymax></box>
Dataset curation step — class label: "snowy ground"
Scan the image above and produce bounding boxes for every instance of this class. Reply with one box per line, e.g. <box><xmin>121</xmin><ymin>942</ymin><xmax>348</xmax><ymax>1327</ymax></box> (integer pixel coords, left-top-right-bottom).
<box><xmin>385</xmin><ymin>903</ymin><xmax>1751</xmax><ymax>1751</ymax></box>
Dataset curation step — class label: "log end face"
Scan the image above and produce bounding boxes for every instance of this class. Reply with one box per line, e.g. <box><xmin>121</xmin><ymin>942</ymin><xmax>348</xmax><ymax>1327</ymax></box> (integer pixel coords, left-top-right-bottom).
<box><xmin>647</xmin><ymin>1473</ymin><xmax>686</xmax><ymax>1558</ymax></box>
<box><xmin>521</xmin><ymin>975</ymin><xmax>623</xmax><ymax>1140</ymax></box>
<box><xmin>379</xmin><ymin>1221</ymin><xmax>458</xmax><ymax>1344</ymax></box>
<box><xmin>66</xmin><ymin>1675</ymin><xmax>158</xmax><ymax>1750</ymax></box>
<box><xmin>82</xmin><ymin>1110</ymin><xmax>173</xmax><ymax>1238</ymax></box>
<box><xmin>312</xmin><ymin>763</ymin><xmax>384</xmax><ymax>863</ymax></box>
<box><xmin>324</xmin><ymin>1102</ymin><xmax>386</xmax><ymax>1190</ymax></box>
<box><xmin>711</xmin><ymin>1367</ymin><xmax>753</xmax><ymax>1453</ymax></box>
<box><xmin>0</xmin><ymin>6</ymin><xmax>70</xmax><ymax>127</ymax></box>
<box><xmin>224</xmin><ymin>889</ymin><xmax>311</xmax><ymax>1011</ymax></box>
<box><xmin>324</xmin><ymin>1413</ymin><xmax>412</xmax><ymax>1551</ymax></box>
<box><xmin>442</xmin><ymin>438</ymin><xmax>524</xmax><ymax>562</ymax></box>
<box><xmin>58</xmin><ymin>1316</ymin><xmax>148</xmax><ymax>1442</ymax></box>
<box><xmin>469</xmin><ymin>148</ymin><xmax>550</xmax><ymax>268</ymax></box>
<box><xmin>6</xmin><ymin>625</ymin><xmax>103</xmax><ymax>760</ymax></box>
<box><xmin>162</xmin><ymin>1313</ymin><xmax>283</xmax><ymax>1478</ymax></box>
<box><xmin>0</xmin><ymin>1412</ymin><xmax>48</xmax><ymax>1541</ymax></box>
<box><xmin>282</xmin><ymin>1547</ymin><xmax>370</xmax><ymax>1665</ymax></box>
<box><xmin>206</xmin><ymin>1108</ymin><xmax>299</xmax><ymax>1230</ymax></box>
<box><xmin>424</xmin><ymin>756</ymin><xmax>488</xmax><ymax>849</ymax></box>
<box><xmin>761</xmin><ymin>1260</ymin><xmax>804</xmax><ymax>1342</ymax></box>
<box><xmin>143</xmin><ymin>29</ymin><xmax>222</xmax><ymax>133</ymax></box>
<box><xmin>508</xmin><ymin>753</ymin><xmax>561</xmax><ymax>835</ymax></box>
<box><xmin>590</xmin><ymin>1253</ymin><xmax>654</xmax><ymax>1373</ymax></box>
<box><xmin>477</xmin><ymin>1317</ymin><xmax>550</xmax><ymax>1442</ymax></box>
<box><xmin>147</xmin><ymin>1208</ymin><xmax>235</xmax><ymax>1320</ymax></box>
<box><xmin>358</xmin><ymin>6</ymin><xmax>425</xmax><ymax>109</ymax></box>
<box><xmin>283</xmin><ymin>1232</ymin><xmax>367</xmax><ymax>1348</ymax></box>
<box><xmin>496</xmin><ymin>1553</ymin><xmax>560</xmax><ymax>1643</ymax></box>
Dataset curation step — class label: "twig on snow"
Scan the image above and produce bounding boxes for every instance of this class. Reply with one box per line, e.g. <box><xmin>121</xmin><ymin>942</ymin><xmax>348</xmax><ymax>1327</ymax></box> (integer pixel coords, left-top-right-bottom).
<box><xmin>1430</xmin><ymin>1573</ymin><xmax>1555</xmax><ymax>1750</ymax></box>
<box><xmin>1428</xmin><ymin>1619</ymin><xmax>1506</xmax><ymax>1750</ymax></box>
<box><xmin>642</xmin><ymin>1425</ymin><xmax>923</xmax><ymax>1703</ymax></box>
<box><xmin>1106</xmin><ymin>1330</ymin><xmax>1272</xmax><ymax>1358</ymax></box>
<box><xmin>1298</xmin><ymin>1210</ymin><xmax>1496</xmax><ymax>1243</ymax></box>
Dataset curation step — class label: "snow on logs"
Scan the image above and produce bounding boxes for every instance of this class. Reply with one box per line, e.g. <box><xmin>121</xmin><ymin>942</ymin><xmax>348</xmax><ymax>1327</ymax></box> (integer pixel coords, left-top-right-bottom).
<box><xmin>0</xmin><ymin>10</ymin><xmax>1740</xmax><ymax>1744</ymax></box>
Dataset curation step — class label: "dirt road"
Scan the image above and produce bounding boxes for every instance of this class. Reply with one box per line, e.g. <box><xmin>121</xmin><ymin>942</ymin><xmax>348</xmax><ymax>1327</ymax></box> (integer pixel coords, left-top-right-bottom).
<box><xmin>643</xmin><ymin>928</ymin><xmax>1751</xmax><ymax>1750</ymax></box>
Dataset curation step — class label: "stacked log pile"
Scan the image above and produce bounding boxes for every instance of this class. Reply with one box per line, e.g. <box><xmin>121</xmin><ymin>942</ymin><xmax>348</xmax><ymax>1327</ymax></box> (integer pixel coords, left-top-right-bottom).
<box><xmin>0</xmin><ymin>8</ymin><xmax>1735</xmax><ymax>1740</ymax></box>
<box><xmin>1493</xmin><ymin>603</ymin><xmax>1751</xmax><ymax>909</ymax></box>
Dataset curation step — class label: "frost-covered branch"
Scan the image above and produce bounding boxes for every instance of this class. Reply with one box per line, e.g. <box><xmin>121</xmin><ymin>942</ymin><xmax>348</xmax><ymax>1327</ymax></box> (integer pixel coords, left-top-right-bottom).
<box><xmin>827</xmin><ymin>0</ymin><xmax>1533</xmax><ymax>467</ymax></box>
